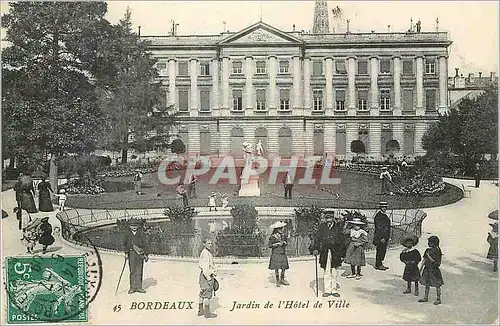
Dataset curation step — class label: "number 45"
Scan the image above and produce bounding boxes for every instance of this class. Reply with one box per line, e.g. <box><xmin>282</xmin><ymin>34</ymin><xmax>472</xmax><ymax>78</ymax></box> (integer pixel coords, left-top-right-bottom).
<box><xmin>112</xmin><ymin>305</ymin><xmax>121</xmax><ymax>313</ymax></box>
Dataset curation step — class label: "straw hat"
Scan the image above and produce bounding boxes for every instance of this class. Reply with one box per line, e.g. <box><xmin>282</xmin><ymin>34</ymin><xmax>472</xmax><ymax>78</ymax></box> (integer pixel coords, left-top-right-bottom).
<box><xmin>400</xmin><ymin>234</ymin><xmax>419</xmax><ymax>247</ymax></box>
<box><xmin>41</xmin><ymin>217</ymin><xmax>50</xmax><ymax>223</ymax></box>
<box><xmin>128</xmin><ymin>218</ymin><xmax>140</xmax><ymax>226</ymax></box>
<box><xmin>379</xmin><ymin>201</ymin><xmax>388</xmax><ymax>208</ymax></box>
<box><xmin>270</xmin><ymin>221</ymin><xmax>287</xmax><ymax>229</ymax></box>
<box><xmin>59</xmin><ymin>189</ymin><xmax>66</xmax><ymax>194</ymax></box>
<box><xmin>348</xmin><ymin>218</ymin><xmax>365</xmax><ymax>225</ymax></box>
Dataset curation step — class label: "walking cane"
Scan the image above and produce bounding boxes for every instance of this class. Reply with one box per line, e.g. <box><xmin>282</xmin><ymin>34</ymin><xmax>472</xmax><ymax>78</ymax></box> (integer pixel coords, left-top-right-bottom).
<box><xmin>115</xmin><ymin>256</ymin><xmax>127</xmax><ymax>295</ymax></box>
<box><xmin>314</xmin><ymin>254</ymin><xmax>319</xmax><ymax>297</ymax></box>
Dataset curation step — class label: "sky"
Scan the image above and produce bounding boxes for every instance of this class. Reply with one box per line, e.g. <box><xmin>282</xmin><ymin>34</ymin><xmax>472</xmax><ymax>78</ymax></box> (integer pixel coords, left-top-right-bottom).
<box><xmin>104</xmin><ymin>1</ymin><xmax>499</xmax><ymax>77</ymax></box>
<box><xmin>1</xmin><ymin>1</ymin><xmax>498</xmax><ymax>76</ymax></box>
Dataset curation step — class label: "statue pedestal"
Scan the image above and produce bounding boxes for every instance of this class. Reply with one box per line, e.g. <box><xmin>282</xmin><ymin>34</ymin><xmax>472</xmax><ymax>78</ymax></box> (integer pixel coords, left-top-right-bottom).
<box><xmin>238</xmin><ymin>167</ymin><xmax>261</xmax><ymax>197</ymax></box>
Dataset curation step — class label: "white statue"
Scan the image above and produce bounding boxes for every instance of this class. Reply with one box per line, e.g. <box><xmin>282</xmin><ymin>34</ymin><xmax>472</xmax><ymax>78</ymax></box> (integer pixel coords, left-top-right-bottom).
<box><xmin>242</xmin><ymin>142</ymin><xmax>254</xmax><ymax>167</ymax></box>
<box><xmin>256</xmin><ymin>140</ymin><xmax>264</xmax><ymax>156</ymax></box>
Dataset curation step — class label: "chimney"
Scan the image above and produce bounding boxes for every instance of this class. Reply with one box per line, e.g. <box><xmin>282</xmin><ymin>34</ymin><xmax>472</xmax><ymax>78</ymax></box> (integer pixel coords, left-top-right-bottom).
<box><xmin>455</xmin><ymin>68</ymin><xmax>459</xmax><ymax>77</ymax></box>
<box><xmin>293</xmin><ymin>24</ymin><xmax>296</xmax><ymax>32</ymax></box>
<box><xmin>479</xmin><ymin>72</ymin><xmax>482</xmax><ymax>78</ymax></box>
<box><xmin>138</xmin><ymin>26</ymin><xmax>141</xmax><ymax>37</ymax></box>
<box><xmin>175</xmin><ymin>23</ymin><xmax>179</xmax><ymax>36</ymax></box>
<box><xmin>491</xmin><ymin>72</ymin><xmax>496</xmax><ymax>81</ymax></box>
<box><xmin>223</xmin><ymin>21</ymin><xmax>227</xmax><ymax>32</ymax></box>
<box><xmin>346</xmin><ymin>20</ymin><xmax>350</xmax><ymax>33</ymax></box>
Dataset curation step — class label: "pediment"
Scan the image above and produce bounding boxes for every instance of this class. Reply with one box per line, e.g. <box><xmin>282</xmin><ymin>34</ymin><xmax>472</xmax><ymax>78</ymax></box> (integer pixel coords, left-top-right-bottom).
<box><xmin>220</xmin><ymin>22</ymin><xmax>302</xmax><ymax>45</ymax></box>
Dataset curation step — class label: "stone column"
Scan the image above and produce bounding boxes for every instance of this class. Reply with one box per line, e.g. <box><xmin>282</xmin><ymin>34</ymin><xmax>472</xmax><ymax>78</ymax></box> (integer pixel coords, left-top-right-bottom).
<box><xmin>325</xmin><ymin>57</ymin><xmax>334</xmax><ymax>110</ymax></box>
<box><xmin>393</xmin><ymin>56</ymin><xmax>402</xmax><ymax>116</ymax></box>
<box><xmin>221</xmin><ymin>57</ymin><xmax>230</xmax><ymax>115</ymax></box>
<box><xmin>190</xmin><ymin>59</ymin><xmax>198</xmax><ymax>116</ymax></box>
<box><xmin>438</xmin><ymin>55</ymin><xmax>447</xmax><ymax>112</ymax></box>
<box><xmin>269</xmin><ymin>56</ymin><xmax>277</xmax><ymax>111</ymax></box>
<box><xmin>324</xmin><ymin>123</ymin><xmax>336</xmax><ymax>159</ymax></box>
<box><xmin>347</xmin><ymin>56</ymin><xmax>356</xmax><ymax>116</ymax></box>
<box><xmin>211</xmin><ymin>59</ymin><xmax>219</xmax><ymax>115</ymax></box>
<box><xmin>168</xmin><ymin>59</ymin><xmax>176</xmax><ymax>106</ymax></box>
<box><xmin>303</xmin><ymin>57</ymin><xmax>311</xmax><ymax>110</ymax></box>
<box><xmin>369</xmin><ymin>122</ymin><xmax>382</xmax><ymax>157</ymax></box>
<box><xmin>370</xmin><ymin>56</ymin><xmax>379</xmax><ymax>115</ymax></box>
<box><xmin>245</xmin><ymin>56</ymin><xmax>253</xmax><ymax>110</ymax></box>
<box><xmin>416</xmin><ymin>56</ymin><xmax>424</xmax><ymax>116</ymax></box>
<box><xmin>188</xmin><ymin>124</ymin><xmax>200</xmax><ymax>154</ymax></box>
<box><xmin>292</xmin><ymin>56</ymin><xmax>301</xmax><ymax>109</ymax></box>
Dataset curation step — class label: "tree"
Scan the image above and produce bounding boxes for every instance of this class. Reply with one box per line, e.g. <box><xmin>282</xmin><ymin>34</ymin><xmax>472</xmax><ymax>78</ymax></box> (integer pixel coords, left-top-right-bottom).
<box><xmin>2</xmin><ymin>2</ymin><xmax>112</xmax><ymax>186</ymax></box>
<box><xmin>422</xmin><ymin>87</ymin><xmax>498</xmax><ymax>174</ymax></box>
<box><xmin>96</xmin><ymin>8</ymin><xmax>177</xmax><ymax>163</ymax></box>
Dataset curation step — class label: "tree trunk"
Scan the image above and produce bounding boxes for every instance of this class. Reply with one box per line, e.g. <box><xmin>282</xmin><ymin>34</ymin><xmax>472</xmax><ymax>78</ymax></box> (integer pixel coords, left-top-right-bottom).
<box><xmin>121</xmin><ymin>148</ymin><xmax>128</xmax><ymax>164</ymax></box>
<box><xmin>49</xmin><ymin>154</ymin><xmax>58</xmax><ymax>200</ymax></box>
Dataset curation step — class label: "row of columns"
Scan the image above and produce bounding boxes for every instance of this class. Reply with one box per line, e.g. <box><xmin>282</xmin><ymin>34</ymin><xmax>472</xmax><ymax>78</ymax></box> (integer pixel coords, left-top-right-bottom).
<box><xmin>180</xmin><ymin>122</ymin><xmax>426</xmax><ymax>158</ymax></box>
<box><xmin>166</xmin><ymin>55</ymin><xmax>447</xmax><ymax>114</ymax></box>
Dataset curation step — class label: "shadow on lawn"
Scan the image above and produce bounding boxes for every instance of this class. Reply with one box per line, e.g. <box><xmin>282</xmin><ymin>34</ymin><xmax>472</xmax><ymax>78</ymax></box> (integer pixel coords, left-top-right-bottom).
<box><xmin>352</xmin><ymin>254</ymin><xmax>498</xmax><ymax>324</ymax></box>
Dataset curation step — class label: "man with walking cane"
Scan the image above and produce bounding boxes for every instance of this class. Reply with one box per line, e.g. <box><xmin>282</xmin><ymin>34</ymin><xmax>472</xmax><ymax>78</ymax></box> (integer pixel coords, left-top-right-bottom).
<box><xmin>122</xmin><ymin>218</ymin><xmax>149</xmax><ymax>294</ymax></box>
<box><xmin>373</xmin><ymin>201</ymin><xmax>391</xmax><ymax>270</ymax></box>
<box><xmin>309</xmin><ymin>211</ymin><xmax>347</xmax><ymax>298</ymax></box>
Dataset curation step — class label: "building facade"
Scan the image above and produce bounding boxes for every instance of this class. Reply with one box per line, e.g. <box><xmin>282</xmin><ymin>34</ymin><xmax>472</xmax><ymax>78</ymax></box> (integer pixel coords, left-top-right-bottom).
<box><xmin>144</xmin><ymin>15</ymin><xmax>452</xmax><ymax>161</ymax></box>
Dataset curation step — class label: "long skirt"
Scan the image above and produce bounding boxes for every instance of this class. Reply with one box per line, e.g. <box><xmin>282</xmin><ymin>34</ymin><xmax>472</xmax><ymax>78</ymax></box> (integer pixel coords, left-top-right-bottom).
<box><xmin>420</xmin><ymin>266</ymin><xmax>444</xmax><ymax>288</ymax></box>
<box><xmin>21</xmin><ymin>192</ymin><xmax>38</xmax><ymax>213</ymax></box>
<box><xmin>38</xmin><ymin>191</ymin><xmax>54</xmax><ymax>212</ymax></box>
<box><xmin>268</xmin><ymin>249</ymin><xmax>289</xmax><ymax>270</ymax></box>
<box><xmin>344</xmin><ymin>243</ymin><xmax>366</xmax><ymax>266</ymax></box>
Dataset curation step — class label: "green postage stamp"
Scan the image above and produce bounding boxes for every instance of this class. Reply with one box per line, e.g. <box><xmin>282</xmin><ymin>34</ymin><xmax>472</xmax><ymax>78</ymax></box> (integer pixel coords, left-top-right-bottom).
<box><xmin>6</xmin><ymin>255</ymin><xmax>88</xmax><ymax>323</ymax></box>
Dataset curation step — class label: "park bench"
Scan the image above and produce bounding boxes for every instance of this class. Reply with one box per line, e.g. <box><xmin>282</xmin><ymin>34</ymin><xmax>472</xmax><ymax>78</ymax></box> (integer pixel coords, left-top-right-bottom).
<box><xmin>461</xmin><ymin>184</ymin><xmax>471</xmax><ymax>198</ymax></box>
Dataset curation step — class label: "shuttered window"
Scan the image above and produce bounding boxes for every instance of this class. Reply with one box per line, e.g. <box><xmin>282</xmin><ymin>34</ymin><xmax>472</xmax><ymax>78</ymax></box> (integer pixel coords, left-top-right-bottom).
<box><xmin>200</xmin><ymin>90</ymin><xmax>210</xmax><ymax>111</ymax></box>
<box><xmin>178</xmin><ymin>90</ymin><xmax>189</xmax><ymax>111</ymax></box>
<box><xmin>403</xmin><ymin>89</ymin><xmax>413</xmax><ymax>111</ymax></box>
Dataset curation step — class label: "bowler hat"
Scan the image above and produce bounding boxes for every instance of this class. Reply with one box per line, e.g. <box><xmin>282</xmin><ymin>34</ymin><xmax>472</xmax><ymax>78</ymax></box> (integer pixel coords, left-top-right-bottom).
<box><xmin>379</xmin><ymin>201</ymin><xmax>388</xmax><ymax>208</ymax></box>
<box><xmin>128</xmin><ymin>218</ymin><xmax>140</xmax><ymax>226</ymax></box>
<box><xmin>400</xmin><ymin>234</ymin><xmax>419</xmax><ymax>247</ymax></box>
<box><xmin>41</xmin><ymin>216</ymin><xmax>50</xmax><ymax>223</ymax></box>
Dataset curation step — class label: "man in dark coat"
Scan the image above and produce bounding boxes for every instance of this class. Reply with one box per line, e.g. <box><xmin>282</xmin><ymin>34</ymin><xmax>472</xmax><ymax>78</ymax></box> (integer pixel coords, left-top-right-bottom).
<box><xmin>474</xmin><ymin>162</ymin><xmax>481</xmax><ymax>188</ymax></box>
<box><xmin>123</xmin><ymin>218</ymin><xmax>149</xmax><ymax>294</ymax></box>
<box><xmin>373</xmin><ymin>201</ymin><xmax>391</xmax><ymax>270</ymax></box>
<box><xmin>310</xmin><ymin>212</ymin><xmax>347</xmax><ymax>297</ymax></box>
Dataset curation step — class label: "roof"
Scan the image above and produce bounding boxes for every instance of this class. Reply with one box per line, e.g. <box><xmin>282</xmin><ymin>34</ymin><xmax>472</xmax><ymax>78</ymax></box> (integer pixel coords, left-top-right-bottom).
<box><xmin>142</xmin><ymin>21</ymin><xmax>451</xmax><ymax>48</ymax></box>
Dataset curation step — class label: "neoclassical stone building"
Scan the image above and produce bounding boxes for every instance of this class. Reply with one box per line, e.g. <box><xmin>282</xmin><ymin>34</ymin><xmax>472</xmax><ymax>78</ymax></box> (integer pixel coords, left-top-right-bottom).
<box><xmin>143</xmin><ymin>17</ymin><xmax>451</xmax><ymax>161</ymax></box>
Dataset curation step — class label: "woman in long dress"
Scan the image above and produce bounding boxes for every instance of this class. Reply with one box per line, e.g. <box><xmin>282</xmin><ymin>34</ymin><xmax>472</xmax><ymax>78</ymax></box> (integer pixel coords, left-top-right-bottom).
<box><xmin>19</xmin><ymin>174</ymin><xmax>38</xmax><ymax>213</ymax></box>
<box><xmin>37</xmin><ymin>178</ymin><xmax>54</xmax><ymax>212</ymax></box>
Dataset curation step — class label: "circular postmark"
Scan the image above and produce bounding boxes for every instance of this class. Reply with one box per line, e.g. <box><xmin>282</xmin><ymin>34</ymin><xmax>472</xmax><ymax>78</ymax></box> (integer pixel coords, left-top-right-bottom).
<box><xmin>5</xmin><ymin>236</ymin><xmax>103</xmax><ymax>323</ymax></box>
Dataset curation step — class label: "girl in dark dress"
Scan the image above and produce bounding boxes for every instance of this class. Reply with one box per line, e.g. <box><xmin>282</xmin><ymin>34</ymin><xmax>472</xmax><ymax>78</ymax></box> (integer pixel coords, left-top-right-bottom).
<box><xmin>38</xmin><ymin>217</ymin><xmax>55</xmax><ymax>254</ymax></box>
<box><xmin>487</xmin><ymin>222</ymin><xmax>498</xmax><ymax>272</ymax></box>
<box><xmin>400</xmin><ymin>234</ymin><xmax>421</xmax><ymax>296</ymax></box>
<box><xmin>37</xmin><ymin>179</ymin><xmax>54</xmax><ymax>212</ymax></box>
<box><xmin>268</xmin><ymin>221</ymin><xmax>289</xmax><ymax>287</ymax></box>
<box><xmin>419</xmin><ymin>235</ymin><xmax>444</xmax><ymax>305</ymax></box>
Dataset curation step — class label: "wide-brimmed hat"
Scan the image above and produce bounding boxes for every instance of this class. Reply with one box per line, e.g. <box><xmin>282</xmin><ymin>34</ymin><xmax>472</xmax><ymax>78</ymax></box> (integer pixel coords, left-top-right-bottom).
<box><xmin>400</xmin><ymin>234</ymin><xmax>419</xmax><ymax>247</ymax></box>
<box><xmin>59</xmin><ymin>189</ymin><xmax>66</xmax><ymax>194</ymax></box>
<box><xmin>490</xmin><ymin>221</ymin><xmax>498</xmax><ymax>228</ymax></box>
<box><xmin>41</xmin><ymin>217</ymin><xmax>50</xmax><ymax>223</ymax></box>
<box><xmin>379</xmin><ymin>201</ymin><xmax>388</xmax><ymax>208</ymax></box>
<box><xmin>270</xmin><ymin>221</ymin><xmax>287</xmax><ymax>229</ymax></box>
<box><xmin>382</xmin><ymin>166</ymin><xmax>388</xmax><ymax>170</ymax></box>
<box><xmin>348</xmin><ymin>218</ymin><xmax>365</xmax><ymax>225</ymax></box>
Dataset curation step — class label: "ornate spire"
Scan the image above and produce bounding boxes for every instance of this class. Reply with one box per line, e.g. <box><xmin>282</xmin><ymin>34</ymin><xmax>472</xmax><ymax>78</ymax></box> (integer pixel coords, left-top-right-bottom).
<box><xmin>312</xmin><ymin>1</ymin><xmax>329</xmax><ymax>34</ymax></box>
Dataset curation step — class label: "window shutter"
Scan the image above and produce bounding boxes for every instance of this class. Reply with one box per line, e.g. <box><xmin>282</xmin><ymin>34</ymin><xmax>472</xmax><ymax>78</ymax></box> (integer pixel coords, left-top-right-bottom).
<box><xmin>336</xmin><ymin>90</ymin><xmax>345</xmax><ymax>101</ymax></box>
<box><xmin>179</xmin><ymin>90</ymin><xmax>188</xmax><ymax>110</ymax></box>
<box><xmin>257</xmin><ymin>89</ymin><xmax>266</xmax><ymax>101</ymax></box>
<box><xmin>200</xmin><ymin>90</ymin><xmax>210</xmax><ymax>110</ymax></box>
<box><xmin>403</xmin><ymin>90</ymin><xmax>413</xmax><ymax>110</ymax></box>
<box><xmin>358</xmin><ymin>60</ymin><xmax>368</xmax><ymax>74</ymax></box>
<box><xmin>280</xmin><ymin>89</ymin><xmax>290</xmax><ymax>99</ymax></box>
<box><xmin>358</xmin><ymin>90</ymin><xmax>368</xmax><ymax>100</ymax></box>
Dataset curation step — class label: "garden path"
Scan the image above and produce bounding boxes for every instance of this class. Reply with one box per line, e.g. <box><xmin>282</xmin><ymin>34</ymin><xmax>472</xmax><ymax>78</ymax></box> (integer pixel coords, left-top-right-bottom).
<box><xmin>1</xmin><ymin>178</ymin><xmax>498</xmax><ymax>324</ymax></box>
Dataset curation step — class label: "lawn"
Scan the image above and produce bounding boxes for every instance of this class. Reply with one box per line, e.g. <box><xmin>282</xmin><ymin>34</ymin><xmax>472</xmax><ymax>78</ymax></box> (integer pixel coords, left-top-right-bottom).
<box><xmin>66</xmin><ymin>168</ymin><xmax>463</xmax><ymax>210</ymax></box>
